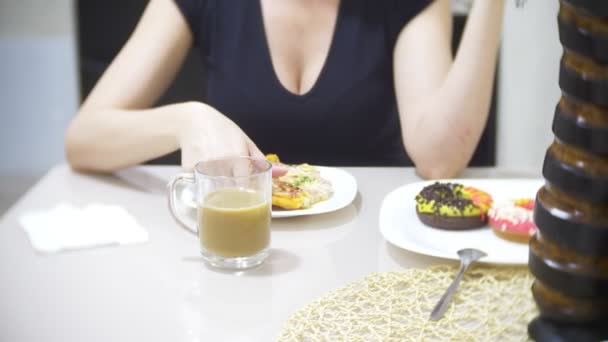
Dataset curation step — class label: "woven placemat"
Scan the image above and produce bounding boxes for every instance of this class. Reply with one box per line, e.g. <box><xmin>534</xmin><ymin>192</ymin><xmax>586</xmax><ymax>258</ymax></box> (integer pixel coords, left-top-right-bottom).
<box><xmin>278</xmin><ymin>265</ymin><xmax>537</xmax><ymax>341</ymax></box>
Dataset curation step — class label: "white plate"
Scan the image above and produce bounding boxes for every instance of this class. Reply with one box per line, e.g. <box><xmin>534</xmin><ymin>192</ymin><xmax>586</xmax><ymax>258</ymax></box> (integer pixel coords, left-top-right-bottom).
<box><xmin>272</xmin><ymin>166</ymin><xmax>358</xmax><ymax>218</ymax></box>
<box><xmin>379</xmin><ymin>178</ymin><xmax>544</xmax><ymax>265</ymax></box>
<box><xmin>178</xmin><ymin>166</ymin><xmax>358</xmax><ymax>218</ymax></box>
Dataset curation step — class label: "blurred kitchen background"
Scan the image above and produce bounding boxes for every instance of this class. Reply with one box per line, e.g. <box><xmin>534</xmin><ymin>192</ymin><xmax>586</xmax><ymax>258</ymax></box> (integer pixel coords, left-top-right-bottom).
<box><xmin>0</xmin><ymin>0</ymin><xmax>561</xmax><ymax>215</ymax></box>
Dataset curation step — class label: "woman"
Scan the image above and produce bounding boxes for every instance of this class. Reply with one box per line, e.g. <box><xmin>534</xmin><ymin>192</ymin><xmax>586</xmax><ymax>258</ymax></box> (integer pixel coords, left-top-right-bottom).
<box><xmin>65</xmin><ymin>0</ymin><xmax>504</xmax><ymax>179</ymax></box>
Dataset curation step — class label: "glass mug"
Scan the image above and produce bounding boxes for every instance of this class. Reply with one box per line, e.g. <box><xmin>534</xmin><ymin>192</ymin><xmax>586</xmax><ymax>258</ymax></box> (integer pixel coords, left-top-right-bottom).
<box><xmin>168</xmin><ymin>156</ymin><xmax>272</xmax><ymax>270</ymax></box>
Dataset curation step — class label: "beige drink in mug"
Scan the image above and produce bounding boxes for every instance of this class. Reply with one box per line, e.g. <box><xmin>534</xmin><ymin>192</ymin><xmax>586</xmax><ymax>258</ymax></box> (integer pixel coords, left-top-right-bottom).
<box><xmin>168</xmin><ymin>157</ymin><xmax>272</xmax><ymax>270</ymax></box>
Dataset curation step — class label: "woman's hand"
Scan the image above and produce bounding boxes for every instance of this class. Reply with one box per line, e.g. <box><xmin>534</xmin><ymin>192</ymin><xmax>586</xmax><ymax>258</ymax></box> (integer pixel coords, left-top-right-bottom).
<box><xmin>177</xmin><ymin>102</ymin><xmax>263</xmax><ymax>170</ymax></box>
<box><xmin>271</xmin><ymin>162</ymin><xmax>289</xmax><ymax>178</ymax></box>
<box><xmin>178</xmin><ymin>102</ymin><xmax>289</xmax><ymax>177</ymax></box>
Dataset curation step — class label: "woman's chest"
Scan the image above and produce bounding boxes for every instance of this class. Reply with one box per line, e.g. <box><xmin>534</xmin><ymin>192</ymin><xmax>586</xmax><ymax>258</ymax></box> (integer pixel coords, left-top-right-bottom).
<box><xmin>259</xmin><ymin>0</ymin><xmax>341</xmax><ymax>96</ymax></box>
<box><xmin>202</xmin><ymin>1</ymin><xmax>395</xmax><ymax>118</ymax></box>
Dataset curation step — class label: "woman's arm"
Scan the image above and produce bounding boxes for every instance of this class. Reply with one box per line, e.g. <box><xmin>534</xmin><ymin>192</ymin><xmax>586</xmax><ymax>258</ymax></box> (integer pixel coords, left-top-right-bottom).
<box><xmin>393</xmin><ymin>0</ymin><xmax>504</xmax><ymax>179</ymax></box>
<box><xmin>65</xmin><ymin>0</ymin><xmax>260</xmax><ymax>172</ymax></box>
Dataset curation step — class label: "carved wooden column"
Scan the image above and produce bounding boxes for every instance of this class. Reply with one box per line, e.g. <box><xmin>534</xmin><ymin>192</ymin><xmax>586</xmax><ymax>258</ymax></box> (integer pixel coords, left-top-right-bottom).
<box><xmin>528</xmin><ymin>0</ymin><xmax>608</xmax><ymax>340</ymax></box>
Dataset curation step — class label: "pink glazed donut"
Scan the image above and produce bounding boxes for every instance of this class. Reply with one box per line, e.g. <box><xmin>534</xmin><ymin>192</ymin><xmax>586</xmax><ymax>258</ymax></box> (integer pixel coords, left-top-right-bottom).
<box><xmin>488</xmin><ymin>199</ymin><xmax>537</xmax><ymax>244</ymax></box>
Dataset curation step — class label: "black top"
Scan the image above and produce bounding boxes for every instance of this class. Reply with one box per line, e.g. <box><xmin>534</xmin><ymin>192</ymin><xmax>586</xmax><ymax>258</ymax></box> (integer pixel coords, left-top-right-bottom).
<box><xmin>174</xmin><ymin>0</ymin><xmax>432</xmax><ymax>166</ymax></box>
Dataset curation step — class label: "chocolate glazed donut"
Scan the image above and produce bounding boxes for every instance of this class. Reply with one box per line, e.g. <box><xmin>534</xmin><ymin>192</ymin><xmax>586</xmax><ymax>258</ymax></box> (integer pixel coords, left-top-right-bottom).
<box><xmin>415</xmin><ymin>182</ymin><xmax>491</xmax><ymax>230</ymax></box>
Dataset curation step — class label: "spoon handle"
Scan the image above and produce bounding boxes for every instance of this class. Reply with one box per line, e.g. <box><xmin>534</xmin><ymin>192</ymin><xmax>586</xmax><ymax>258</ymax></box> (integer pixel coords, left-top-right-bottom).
<box><xmin>429</xmin><ymin>262</ymin><xmax>469</xmax><ymax>321</ymax></box>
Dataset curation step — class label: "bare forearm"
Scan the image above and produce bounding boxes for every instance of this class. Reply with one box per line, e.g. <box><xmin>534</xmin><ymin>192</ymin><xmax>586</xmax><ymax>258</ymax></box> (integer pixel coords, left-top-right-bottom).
<box><xmin>405</xmin><ymin>0</ymin><xmax>505</xmax><ymax>178</ymax></box>
<box><xmin>65</xmin><ymin>102</ymin><xmax>197</xmax><ymax>172</ymax></box>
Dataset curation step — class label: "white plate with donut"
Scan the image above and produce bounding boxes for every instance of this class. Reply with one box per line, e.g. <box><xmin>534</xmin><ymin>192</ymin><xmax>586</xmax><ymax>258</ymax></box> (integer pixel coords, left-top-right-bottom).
<box><xmin>379</xmin><ymin>178</ymin><xmax>544</xmax><ymax>265</ymax></box>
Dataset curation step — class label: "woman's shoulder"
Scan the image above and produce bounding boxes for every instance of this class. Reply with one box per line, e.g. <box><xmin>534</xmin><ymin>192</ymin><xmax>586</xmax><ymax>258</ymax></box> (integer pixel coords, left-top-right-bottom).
<box><xmin>382</xmin><ymin>0</ymin><xmax>433</xmax><ymax>23</ymax></box>
<box><xmin>358</xmin><ymin>0</ymin><xmax>432</xmax><ymax>42</ymax></box>
<box><xmin>173</xmin><ymin>0</ymin><xmax>206</xmax><ymax>34</ymax></box>
<box><xmin>174</xmin><ymin>0</ymin><xmax>206</xmax><ymax>14</ymax></box>
<box><xmin>347</xmin><ymin>0</ymin><xmax>432</xmax><ymax>29</ymax></box>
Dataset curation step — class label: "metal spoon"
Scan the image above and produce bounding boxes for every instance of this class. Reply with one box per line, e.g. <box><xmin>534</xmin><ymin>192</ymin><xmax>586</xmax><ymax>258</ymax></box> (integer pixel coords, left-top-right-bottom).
<box><xmin>429</xmin><ymin>248</ymin><xmax>487</xmax><ymax>321</ymax></box>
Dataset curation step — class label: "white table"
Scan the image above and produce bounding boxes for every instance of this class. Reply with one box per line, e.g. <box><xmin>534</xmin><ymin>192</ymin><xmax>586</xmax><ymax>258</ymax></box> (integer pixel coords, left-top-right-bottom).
<box><xmin>0</xmin><ymin>165</ymin><xmax>538</xmax><ymax>341</ymax></box>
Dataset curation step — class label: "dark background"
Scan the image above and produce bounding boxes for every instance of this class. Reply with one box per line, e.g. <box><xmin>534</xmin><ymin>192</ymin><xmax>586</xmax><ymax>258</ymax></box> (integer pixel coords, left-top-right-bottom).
<box><xmin>77</xmin><ymin>1</ymin><xmax>497</xmax><ymax>166</ymax></box>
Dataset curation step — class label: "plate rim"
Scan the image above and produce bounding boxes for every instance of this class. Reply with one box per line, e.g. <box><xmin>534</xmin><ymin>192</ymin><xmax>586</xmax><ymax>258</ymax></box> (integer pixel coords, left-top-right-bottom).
<box><xmin>379</xmin><ymin>178</ymin><xmax>544</xmax><ymax>265</ymax></box>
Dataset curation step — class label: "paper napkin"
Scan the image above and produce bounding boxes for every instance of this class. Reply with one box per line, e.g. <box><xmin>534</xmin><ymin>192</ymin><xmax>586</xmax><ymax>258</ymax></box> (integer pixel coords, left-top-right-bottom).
<box><xmin>19</xmin><ymin>203</ymin><xmax>148</xmax><ymax>253</ymax></box>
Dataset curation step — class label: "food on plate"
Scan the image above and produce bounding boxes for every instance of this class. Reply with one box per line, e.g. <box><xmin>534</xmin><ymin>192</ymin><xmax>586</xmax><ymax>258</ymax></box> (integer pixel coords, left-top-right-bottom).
<box><xmin>514</xmin><ymin>198</ymin><xmax>535</xmax><ymax>211</ymax></box>
<box><xmin>267</xmin><ymin>154</ymin><xmax>333</xmax><ymax>210</ymax></box>
<box><xmin>266</xmin><ymin>153</ymin><xmax>280</xmax><ymax>163</ymax></box>
<box><xmin>489</xmin><ymin>198</ymin><xmax>538</xmax><ymax>244</ymax></box>
<box><xmin>415</xmin><ymin>182</ymin><xmax>493</xmax><ymax>230</ymax></box>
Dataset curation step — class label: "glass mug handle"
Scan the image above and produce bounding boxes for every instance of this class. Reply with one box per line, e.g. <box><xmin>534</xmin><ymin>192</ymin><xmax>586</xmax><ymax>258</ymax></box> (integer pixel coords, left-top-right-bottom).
<box><xmin>167</xmin><ymin>173</ymin><xmax>198</xmax><ymax>235</ymax></box>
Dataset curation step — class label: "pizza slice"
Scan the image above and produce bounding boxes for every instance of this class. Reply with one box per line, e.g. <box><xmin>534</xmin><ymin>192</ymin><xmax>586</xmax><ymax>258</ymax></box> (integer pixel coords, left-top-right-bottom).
<box><xmin>266</xmin><ymin>154</ymin><xmax>333</xmax><ymax>210</ymax></box>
